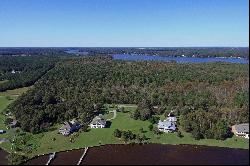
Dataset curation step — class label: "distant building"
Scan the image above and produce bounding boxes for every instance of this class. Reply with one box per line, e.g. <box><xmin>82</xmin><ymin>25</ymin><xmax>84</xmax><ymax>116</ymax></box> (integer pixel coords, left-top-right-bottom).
<box><xmin>0</xmin><ymin>130</ymin><xmax>6</xmax><ymax>134</ymax></box>
<box><xmin>167</xmin><ymin>116</ymin><xmax>177</xmax><ymax>122</ymax></box>
<box><xmin>59</xmin><ymin>120</ymin><xmax>81</xmax><ymax>136</ymax></box>
<box><xmin>11</xmin><ymin>69</ymin><xmax>16</xmax><ymax>74</ymax></box>
<box><xmin>157</xmin><ymin>120</ymin><xmax>176</xmax><ymax>133</ymax></box>
<box><xmin>9</xmin><ymin>119</ymin><xmax>19</xmax><ymax>128</ymax></box>
<box><xmin>232</xmin><ymin>123</ymin><xmax>249</xmax><ymax>139</ymax></box>
<box><xmin>90</xmin><ymin>114</ymin><xmax>106</xmax><ymax>128</ymax></box>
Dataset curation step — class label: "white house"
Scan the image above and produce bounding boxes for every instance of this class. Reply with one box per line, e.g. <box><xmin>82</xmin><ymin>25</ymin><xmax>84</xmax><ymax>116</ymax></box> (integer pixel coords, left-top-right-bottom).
<box><xmin>90</xmin><ymin>114</ymin><xmax>106</xmax><ymax>128</ymax></box>
<box><xmin>11</xmin><ymin>69</ymin><xmax>16</xmax><ymax>74</ymax></box>
<box><xmin>232</xmin><ymin>123</ymin><xmax>249</xmax><ymax>139</ymax></box>
<box><xmin>157</xmin><ymin>120</ymin><xmax>176</xmax><ymax>133</ymax></box>
<box><xmin>0</xmin><ymin>130</ymin><xmax>6</xmax><ymax>134</ymax></box>
<box><xmin>158</xmin><ymin>114</ymin><xmax>178</xmax><ymax>133</ymax></box>
<box><xmin>167</xmin><ymin>116</ymin><xmax>177</xmax><ymax>122</ymax></box>
<box><xmin>58</xmin><ymin>120</ymin><xmax>81</xmax><ymax>136</ymax></box>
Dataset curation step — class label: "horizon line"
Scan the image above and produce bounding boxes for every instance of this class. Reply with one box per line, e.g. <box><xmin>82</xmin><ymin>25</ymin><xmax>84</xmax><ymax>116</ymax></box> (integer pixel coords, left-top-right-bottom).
<box><xmin>0</xmin><ymin>46</ymin><xmax>249</xmax><ymax>48</ymax></box>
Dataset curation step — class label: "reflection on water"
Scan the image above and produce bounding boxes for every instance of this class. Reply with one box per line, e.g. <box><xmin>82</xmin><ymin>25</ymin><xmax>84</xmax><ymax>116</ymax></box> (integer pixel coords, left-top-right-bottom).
<box><xmin>24</xmin><ymin>144</ymin><xmax>249</xmax><ymax>165</ymax></box>
<box><xmin>113</xmin><ymin>54</ymin><xmax>249</xmax><ymax>64</ymax></box>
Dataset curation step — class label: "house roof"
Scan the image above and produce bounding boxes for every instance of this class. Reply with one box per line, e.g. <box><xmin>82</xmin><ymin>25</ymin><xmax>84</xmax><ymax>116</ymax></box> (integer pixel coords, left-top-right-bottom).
<box><xmin>10</xmin><ymin>120</ymin><xmax>18</xmax><ymax>126</ymax></box>
<box><xmin>234</xmin><ymin>123</ymin><xmax>249</xmax><ymax>133</ymax></box>
<box><xmin>60</xmin><ymin>122</ymin><xmax>72</xmax><ymax>131</ymax></box>
<box><xmin>158</xmin><ymin>120</ymin><xmax>176</xmax><ymax>130</ymax></box>
<box><xmin>90</xmin><ymin>114</ymin><xmax>106</xmax><ymax>126</ymax></box>
<box><xmin>167</xmin><ymin>117</ymin><xmax>177</xmax><ymax>122</ymax></box>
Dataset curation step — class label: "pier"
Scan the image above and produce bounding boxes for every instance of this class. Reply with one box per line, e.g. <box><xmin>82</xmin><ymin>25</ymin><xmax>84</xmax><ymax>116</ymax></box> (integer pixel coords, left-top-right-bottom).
<box><xmin>77</xmin><ymin>147</ymin><xmax>89</xmax><ymax>165</ymax></box>
<box><xmin>46</xmin><ymin>152</ymin><xmax>56</xmax><ymax>165</ymax></box>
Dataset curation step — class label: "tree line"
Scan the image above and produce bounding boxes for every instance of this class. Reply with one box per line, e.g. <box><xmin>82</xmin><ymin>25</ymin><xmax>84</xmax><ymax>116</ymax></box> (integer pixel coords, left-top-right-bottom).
<box><xmin>0</xmin><ymin>56</ymin><xmax>60</xmax><ymax>91</ymax></box>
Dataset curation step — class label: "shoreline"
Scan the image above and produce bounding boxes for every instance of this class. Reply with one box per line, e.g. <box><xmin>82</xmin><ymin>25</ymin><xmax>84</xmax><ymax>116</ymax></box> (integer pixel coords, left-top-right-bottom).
<box><xmin>17</xmin><ymin>142</ymin><xmax>250</xmax><ymax>164</ymax></box>
<box><xmin>2</xmin><ymin>142</ymin><xmax>249</xmax><ymax>165</ymax></box>
<box><xmin>23</xmin><ymin>143</ymin><xmax>249</xmax><ymax>165</ymax></box>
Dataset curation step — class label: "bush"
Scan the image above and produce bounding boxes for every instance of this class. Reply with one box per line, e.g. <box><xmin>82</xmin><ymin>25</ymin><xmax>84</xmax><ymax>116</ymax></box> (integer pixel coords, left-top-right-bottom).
<box><xmin>7</xmin><ymin>152</ymin><xmax>28</xmax><ymax>165</ymax></box>
<box><xmin>119</xmin><ymin>107</ymin><xmax>125</xmax><ymax>113</ymax></box>
<box><xmin>177</xmin><ymin>131</ymin><xmax>183</xmax><ymax>138</ymax></box>
<box><xmin>149</xmin><ymin>116</ymin><xmax>160</xmax><ymax>124</ymax></box>
<box><xmin>153</xmin><ymin>126</ymin><xmax>161</xmax><ymax>135</ymax></box>
<box><xmin>148</xmin><ymin>124</ymin><xmax>153</xmax><ymax>131</ymax></box>
<box><xmin>192</xmin><ymin>130</ymin><xmax>203</xmax><ymax>140</ymax></box>
<box><xmin>113</xmin><ymin>129</ymin><xmax>122</xmax><ymax>138</ymax></box>
<box><xmin>139</xmin><ymin>127</ymin><xmax>144</xmax><ymax>133</ymax></box>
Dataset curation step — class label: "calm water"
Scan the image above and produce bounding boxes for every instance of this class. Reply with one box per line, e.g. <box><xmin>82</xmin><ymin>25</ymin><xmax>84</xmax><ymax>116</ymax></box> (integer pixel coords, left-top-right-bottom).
<box><xmin>0</xmin><ymin>149</ymin><xmax>8</xmax><ymax>165</ymax></box>
<box><xmin>64</xmin><ymin>50</ymin><xmax>89</xmax><ymax>55</ymax></box>
<box><xmin>113</xmin><ymin>54</ymin><xmax>249</xmax><ymax>64</ymax></box>
<box><xmin>23</xmin><ymin>144</ymin><xmax>249</xmax><ymax>165</ymax></box>
<box><xmin>64</xmin><ymin>49</ymin><xmax>249</xmax><ymax>64</ymax></box>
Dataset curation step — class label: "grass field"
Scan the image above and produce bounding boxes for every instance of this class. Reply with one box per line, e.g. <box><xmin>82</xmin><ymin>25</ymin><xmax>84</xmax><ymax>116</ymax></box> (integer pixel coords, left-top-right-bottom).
<box><xmin>0</xmin><ymin>80</ymin><xmax>9</xmax><ymax>85</ymax></box>
<box><xmin>0</xmin><ymin>87</ymin><xmax>31</xmax><ymax>151</ymax></box>
<box><xmin>0</xmin><ymin>97</ymin><xmax>249</xmax><ymax>159</ymax></box>
<box><xmin>13</xmin><ymin>104</ymin><xmax>247</xmax><ymax>158</ymax></box>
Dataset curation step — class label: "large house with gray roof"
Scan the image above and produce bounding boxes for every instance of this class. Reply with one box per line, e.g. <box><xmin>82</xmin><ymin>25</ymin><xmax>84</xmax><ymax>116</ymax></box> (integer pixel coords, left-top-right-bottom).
<box><xmin>232</xmin><ymin>123</ymin><xmax>249</xmax><ymax>139</ymax></box>
<box><xmin>158</xmin><ymin>119</ymin><xmax>176</xmax><ymax>133</ymax></box>
<box><xmin>90</xmin><ymin>114</ymin><xmax>107</xmax><ymax>128</ymax></box>
<box><xmin>59</xmin><ymin>120</ymin><xmax>81</xmax><ymax>136</ymax></box>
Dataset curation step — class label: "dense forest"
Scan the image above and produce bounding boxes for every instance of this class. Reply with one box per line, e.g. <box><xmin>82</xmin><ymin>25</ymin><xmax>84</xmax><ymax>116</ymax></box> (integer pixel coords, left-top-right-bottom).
<box><xmin>7</xmin><ymin>56</ymin><xmax>249</xmax><ymax>140</ymax></box>
<box><xmin>0</xmin><ymin>56</ymin><xmax>59</xmax><ymax>91</ymax></box>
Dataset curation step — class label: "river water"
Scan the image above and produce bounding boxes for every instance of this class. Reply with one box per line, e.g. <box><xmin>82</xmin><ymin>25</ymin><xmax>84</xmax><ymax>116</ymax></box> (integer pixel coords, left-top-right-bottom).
<box><xmin>22</xmin><ymin>144</ymin><xmax>249</xmax><ymax>165</ymax></box>
<box><xmin>64</xmin><ymin>49</ymin><xmax>249</xmax><ymax>64</ymax></box>
<box><xmin>113</xmin><ymin>54</ymin><xmax>249</xmax><ymax>64</ymax></box>
<box><xmin>0</xmin><ymin>149</ymin><xmax>8</xmax><ymax>165</ymax></box>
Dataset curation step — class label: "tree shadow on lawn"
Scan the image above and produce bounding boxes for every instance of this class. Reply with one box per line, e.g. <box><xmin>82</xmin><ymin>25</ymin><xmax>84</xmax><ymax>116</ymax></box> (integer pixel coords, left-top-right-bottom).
<box><xmin>45</xmin><ymin>126</ymin><xmax>58</xmax><ymax>132</ymax></box>
<box><xmin>119</xmin><ymin>110</ymin><xmax>130</xmax><ymax>113</ymax></box>
<box><xmin>105</xmin><ymin>121</ymin><xmax>112</xmax><ymax>128</ymax></box>
<box><xmin>98</xmin><ymin>110</ymin><xmax>106</xmax><ymax>115</ymax></box>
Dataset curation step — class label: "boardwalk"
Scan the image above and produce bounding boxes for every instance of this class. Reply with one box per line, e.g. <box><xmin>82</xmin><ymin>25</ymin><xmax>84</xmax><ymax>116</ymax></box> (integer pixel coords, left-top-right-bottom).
<box><xmin>46</xmin><ymin>152</ymin><xmax>55</xmax><ymax>165</ymax></box>
<box><xmin>77</xmin><ymin>147</ymin><xmax>89</xmax><ymax>165</ymax></box>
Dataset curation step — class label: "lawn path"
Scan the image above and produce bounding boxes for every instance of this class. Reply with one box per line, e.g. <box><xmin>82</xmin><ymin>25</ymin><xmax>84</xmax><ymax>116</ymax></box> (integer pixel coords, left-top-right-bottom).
<box><xmin>107</xmin><ymin>110</ymin><xmax>117</xmax><ymax>121</ymax></box>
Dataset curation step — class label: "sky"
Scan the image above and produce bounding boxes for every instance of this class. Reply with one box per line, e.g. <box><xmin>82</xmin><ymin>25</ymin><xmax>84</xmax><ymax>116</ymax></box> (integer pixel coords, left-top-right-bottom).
<box><xmin>0</xmin><ymin>0</ymin><xmax>249</xmax><ymax>47</ymax></box>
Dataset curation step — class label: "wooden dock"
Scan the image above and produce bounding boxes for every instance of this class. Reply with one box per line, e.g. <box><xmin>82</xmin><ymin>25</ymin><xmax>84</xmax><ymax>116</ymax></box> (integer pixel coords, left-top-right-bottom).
<box><xmin>77</xmin><ymin>147</ymin><xmax>89</xmax><ymax>165</ymax></box>
<box><xmin>46</xmin><ymin>152</ymin><xmax>56</xmax><ymax>165</ymax></box>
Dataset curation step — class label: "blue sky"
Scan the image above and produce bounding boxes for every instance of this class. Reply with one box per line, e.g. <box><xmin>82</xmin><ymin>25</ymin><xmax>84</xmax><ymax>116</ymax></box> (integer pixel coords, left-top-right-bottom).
<box><xmin>0</xmin><ymin>0</ymin><xmax>248</xmax><ymax>47</ymax></box>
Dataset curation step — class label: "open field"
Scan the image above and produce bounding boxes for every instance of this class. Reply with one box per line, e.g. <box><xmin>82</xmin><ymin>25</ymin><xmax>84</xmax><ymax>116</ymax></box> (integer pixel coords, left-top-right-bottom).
<box><xmin>0</xmin><ymin>86</ymin><xmax>31</xmax><ymax>97</ymax></box>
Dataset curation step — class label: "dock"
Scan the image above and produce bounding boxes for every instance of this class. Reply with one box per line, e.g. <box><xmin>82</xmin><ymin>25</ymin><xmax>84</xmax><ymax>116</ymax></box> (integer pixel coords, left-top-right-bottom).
<box><xmin>46</xmin><ymin>152</ymin><xmax>56</xmax><ymax>165</ymax></box>
<box><xmin>77</xmin><ymin>147</ymin><xmax>89</xmax><ymax>165</ymax></box>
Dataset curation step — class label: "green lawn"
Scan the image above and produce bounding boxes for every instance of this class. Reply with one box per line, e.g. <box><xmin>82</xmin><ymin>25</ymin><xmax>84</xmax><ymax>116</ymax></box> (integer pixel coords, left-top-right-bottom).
<box><xmin>0</xmin><ymin>80</ymin><xmax>9</xmax><ymax>85</ymax></box>
<box><xmin>0</xmin><ymin>86</ymin><xmax>31</xmax><ymax>97</ymax></box>
<box><xmin>0</xmin><ymin>98</ymin><xmax>249</xmax><ymax>159</ymax></box>
<box><xmin>13</xmin><ymin>105</ymin><xmax>247</xmax><ymax>158</ymax></box>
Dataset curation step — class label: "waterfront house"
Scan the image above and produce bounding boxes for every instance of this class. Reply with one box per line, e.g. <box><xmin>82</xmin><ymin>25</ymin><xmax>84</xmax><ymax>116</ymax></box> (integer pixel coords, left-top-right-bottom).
<box><xmin>9</xmin><ymin>119</ymin><xmax>19</xmax><ymax>128</ymax></box>
<box><xmin>90</xmin><ymin>114</ymin><xmax>106</xmax><ymax>128</ymax></box>
<box><xmin>157</xmin><ymin>120</ymin><xmax>176</xmax><ymax>133</ymax></box>
<box><xmin>59</xmin><ymin>120</ymin><xmax>81</xmax><ymax>136</ymax></box>
<box><xmin>232</xmin><ymin>123</ymin><xmax>249</xmax><ymax>139</ymax></box>
<box><xmin>167</xmin><ymin>116</ymin><xmax>177</xmax><ymax>122</ymax></box>
<box><xmin>0</xmin><ymin>130</ymin><xmax>6</xmax><ymax>134</ymax></box>
<box><xmin>11</xmin><ymin>69</ymin><xmax>15</xmax><ymax>74</ymax></box>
